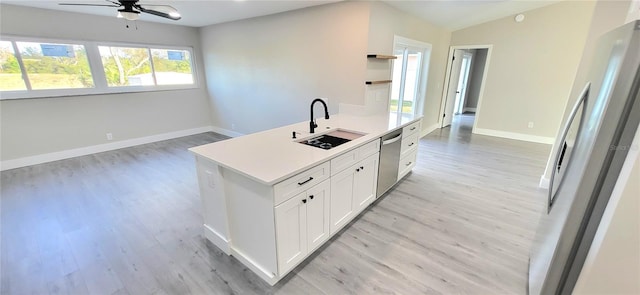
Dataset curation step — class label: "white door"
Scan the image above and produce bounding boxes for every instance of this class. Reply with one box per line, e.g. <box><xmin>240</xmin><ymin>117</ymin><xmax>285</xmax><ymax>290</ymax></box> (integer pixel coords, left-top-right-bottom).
<box><xmin>275</xmin><ymin>192</ymin><xmax>307</xmax><ymax>275</ymax></box>
<box><xmin>442</xmin><ymin>49</ymin><xmax>464</xmax><ymax>127</ymax></box>
<box><xmin>352</xmin><ymin>154</ymin><xmax>379</xmax><ymax>214</ymax></box>
<box><xmin>305</xmin><ymin>180</ymin><xmax>330</xmax><ymax>253</ymax></box>
<box><xmin>454</xmin><ymin>53</ymin><xmax>473</xmax><ymax>115</ymax></box>
<box><xmin>330</xmin><ymin>167</ymin><xmax>355</xmax><ymax>234</ymax></box>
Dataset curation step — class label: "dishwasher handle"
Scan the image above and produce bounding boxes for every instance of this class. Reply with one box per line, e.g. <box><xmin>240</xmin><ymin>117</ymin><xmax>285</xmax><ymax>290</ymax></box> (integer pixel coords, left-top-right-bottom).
<box><xmin>382</xmin><ymin>133</ymin><xmax>402</xmax><ymax>145</ymax></box>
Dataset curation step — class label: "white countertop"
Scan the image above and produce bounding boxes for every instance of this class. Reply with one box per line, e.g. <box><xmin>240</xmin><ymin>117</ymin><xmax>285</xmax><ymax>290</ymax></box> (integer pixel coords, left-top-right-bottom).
<box><xmin>189</xmin><ymin>113</ymin><xmax>421</xmax><ymax>185</ymax></box>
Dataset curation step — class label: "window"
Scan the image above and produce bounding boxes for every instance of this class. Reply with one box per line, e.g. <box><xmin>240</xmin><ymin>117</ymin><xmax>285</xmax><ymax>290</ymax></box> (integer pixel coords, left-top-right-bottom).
<box><xmin>0</xmin><ymin>41</ymin><xmax>25</xmax><ymax>91</ymax></box>
<box><xmin>151</xmin><ymin>49</ymin><xmax>193</xmax><ymax>85</ymax></box>
<box><xmin>99</xmin><ymin>46</ymin><xmax>153</xmax><ymax>87</ymax></box>
<box><xmin>17</xmin><ymin>41</ymin><xmax>94</xmax><ymax>90</ymax></box>
<box><xmin>0</xmin><ymin>37</ymin><xmax>196</xmax><ymax>100</ymax></box>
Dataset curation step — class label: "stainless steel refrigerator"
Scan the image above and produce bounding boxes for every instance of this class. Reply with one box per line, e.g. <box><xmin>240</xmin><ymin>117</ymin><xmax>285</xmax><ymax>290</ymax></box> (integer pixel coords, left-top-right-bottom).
<box><xmin>529</xmin><ymin>20</ymin><xmax>640</xmax><ymax>295</ymax></box>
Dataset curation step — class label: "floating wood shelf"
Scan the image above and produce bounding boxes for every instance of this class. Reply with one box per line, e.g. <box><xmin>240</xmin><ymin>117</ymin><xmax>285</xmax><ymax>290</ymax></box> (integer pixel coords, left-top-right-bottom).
<box><xmin>365</xmin><ymin>80</ymin><xmax>392</xmax><ymax>85</ymax></box>
<box><xmin>367</xmin><ymin>54</ymin><xmax>397</xmax><ymax>59</ymax></box>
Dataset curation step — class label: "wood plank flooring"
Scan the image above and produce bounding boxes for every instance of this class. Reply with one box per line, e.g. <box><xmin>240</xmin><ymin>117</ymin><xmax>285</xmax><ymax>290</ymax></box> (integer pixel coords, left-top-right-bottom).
<box><xmin>1</xmin><ymin>114</ymin><xmax>551</xmax><ymax>294</ymax></box>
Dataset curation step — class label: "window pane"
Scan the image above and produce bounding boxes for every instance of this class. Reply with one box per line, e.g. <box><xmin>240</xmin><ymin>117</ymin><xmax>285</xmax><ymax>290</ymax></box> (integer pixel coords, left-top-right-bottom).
<box><xmin>402</xmin><ymin>51</ymin><xmax>422</xmax><ymax>115</ymax></box>
<box><xmin>16</xmin><ymin>42</ymin><xmax>94</xmax><ymax>90</ymax></box>
<box><xmin>151</xmin><ymin>49</ymin><xmax>194</xmax><ymax>85</ymax></box>
<box><xmin>99</xmin><ymin>46</ymin><xmax>153</xmax><ymax>87</ymax></box>
<box><xmin>0</xmin><ymin>41</ymin><xmax>26</xmax><ymax>91</ymax></box>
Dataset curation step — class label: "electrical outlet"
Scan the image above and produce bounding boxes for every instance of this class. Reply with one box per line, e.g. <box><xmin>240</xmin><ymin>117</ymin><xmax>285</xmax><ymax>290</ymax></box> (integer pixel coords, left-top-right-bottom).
<box><xmin>106</xmin><ymin>133</ymin><xmax>113</xmax><ymax>140</ymax></box>
<box><xmin>528</xmin><ymin>122</ymin><xmax>534</xmax><ymax>129</ymax></box>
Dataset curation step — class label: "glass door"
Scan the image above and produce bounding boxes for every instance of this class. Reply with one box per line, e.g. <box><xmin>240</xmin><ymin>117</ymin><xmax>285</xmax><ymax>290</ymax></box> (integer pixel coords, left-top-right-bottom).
<box><xmin>390</xmin><ymin>44</ymin><xmax>427</xmax><ymax>125</ymax></box>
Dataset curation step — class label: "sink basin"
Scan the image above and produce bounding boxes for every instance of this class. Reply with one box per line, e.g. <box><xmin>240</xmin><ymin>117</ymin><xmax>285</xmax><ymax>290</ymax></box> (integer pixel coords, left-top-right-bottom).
<box><xmin>325</xmin><ymin>129</ymin><xmax>366</xmax><ymax>140</ymax></box>
<box><xmin>298</xmin><ymin>129</ymin><xmax>366</xmax><ymax>150</ymax></box>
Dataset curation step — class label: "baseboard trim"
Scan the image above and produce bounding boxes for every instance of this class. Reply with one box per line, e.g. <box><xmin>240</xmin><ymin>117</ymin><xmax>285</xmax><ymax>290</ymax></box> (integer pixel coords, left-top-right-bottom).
<box><xmin>464</xmin><ymin>107</ymin><xmax>477</xmax><ymax>113</ymax></box>
<box><xmin>539</xmin><ymin>175</ymin><xmax>550</xmax><ymax>189</ymax></box>
<box><xmin>473</xmin><ymin>127</ymin><xmax>554</xmax><ymax>144</ymax></box>
<box><xmin>211</xmin><ymin>126</ymin><xmax>245</xmax><ymax>138</ymax></box>
<box><xmin>0</xmin><ymin>126</ymin><xmax>213</xmax><ymax>171</ymax></box>
<box><xmin>421</xmin><ymin>123</ymin><xmax>441</xmax><ymax>137</ymax></box>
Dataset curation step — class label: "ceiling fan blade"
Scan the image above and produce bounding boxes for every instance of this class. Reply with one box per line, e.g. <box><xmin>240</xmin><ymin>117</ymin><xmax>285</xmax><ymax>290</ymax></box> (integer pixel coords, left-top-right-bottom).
<box><xmin>59</xmin><ymin>3</ymin><xmax>121</xmax><ymax>7</ymax></box>
<box><xmin>137</xmin><ymin>5</ymin><xmax>181</xmax><ymax>20</ymax></box>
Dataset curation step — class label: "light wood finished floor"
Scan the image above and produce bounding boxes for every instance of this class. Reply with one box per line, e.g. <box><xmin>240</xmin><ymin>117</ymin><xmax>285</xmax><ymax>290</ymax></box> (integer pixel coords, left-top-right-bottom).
<box><xmin>1</xmin><ymin>114</ymin><xmax>551</xmax><ymax>294</ymax></box>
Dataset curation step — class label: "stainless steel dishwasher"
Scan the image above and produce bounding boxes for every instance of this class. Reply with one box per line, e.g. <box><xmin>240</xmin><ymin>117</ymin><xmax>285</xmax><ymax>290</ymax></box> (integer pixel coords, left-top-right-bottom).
<box><xmin>376</xmin><ymin>129</ymin><xmax>403</xmax><ymax>197</ymax></box>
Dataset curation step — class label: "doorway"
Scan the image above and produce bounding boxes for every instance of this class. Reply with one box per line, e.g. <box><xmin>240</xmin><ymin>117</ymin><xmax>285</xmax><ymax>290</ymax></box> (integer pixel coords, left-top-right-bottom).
<box><xmin>440</xmin><ymin>45</ymin><xmax>491</xmax><ymax>131</ymax></box>
<box><xmin>390</xmin><ymin>36</ymin><xmax>432</xmax><ymax>126</ymax></box>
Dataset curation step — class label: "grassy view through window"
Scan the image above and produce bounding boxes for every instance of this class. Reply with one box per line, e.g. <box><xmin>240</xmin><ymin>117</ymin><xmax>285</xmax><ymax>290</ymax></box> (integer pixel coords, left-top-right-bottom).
<box><xmin>1</xmin><ymin>37</ymin><xmax>196</xmax><ymax>99</ymax></box>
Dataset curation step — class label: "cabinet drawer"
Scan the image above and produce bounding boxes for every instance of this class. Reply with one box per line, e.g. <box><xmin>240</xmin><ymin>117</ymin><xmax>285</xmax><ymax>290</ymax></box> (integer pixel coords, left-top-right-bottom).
<box><xmin>398</xmin><ymin>148</ymin><xmax>418</xmax><ymax>181</ymax></box>
<box><xmin>274</xmin><ymin>161</ymin><xmax>330</xmax><ymax>205</ymax></box>
<box><xmin>402</xmin><ymin>121</ymin><xmax>421</xmax><ymax>138</ymax></box>
<box><xmin>331</xmin><ymin>139</ymin><xmax>380</xmax><ymax>175</ymax></box>
<box><xmin>358</xmin><ymin>139</ymin><xmax>380</xmax><ymax>160</ymax></box>
<box><xmin>331</xmin><ymin>150</ymin><xmax>357</xmax><ymax>175</ymax></box>
<box><xmin>400</xmin><ymin>132</ymin><xmax>419</xmax><ymax>156</ymax></box>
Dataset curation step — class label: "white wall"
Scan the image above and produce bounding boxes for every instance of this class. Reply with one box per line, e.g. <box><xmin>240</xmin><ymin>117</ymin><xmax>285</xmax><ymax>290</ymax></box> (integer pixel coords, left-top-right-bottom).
<box><xmin>0</xmin><ymin>5</ymin><xmax>212</xmax><ymax>165</ymax></box>
<box><xmin>367</xmin><ymin>1</ymin><xmax>451</xmax><ymax>133</ymax></box>
<box><xmin>199</xmin><ymin>1</ymin><xmax>370</xmax><ymax>136</ymax></box>
<box><xmin>450</xmin><ymin>1</ymin><xmax>595</xmax><ymax>143</ymax></box>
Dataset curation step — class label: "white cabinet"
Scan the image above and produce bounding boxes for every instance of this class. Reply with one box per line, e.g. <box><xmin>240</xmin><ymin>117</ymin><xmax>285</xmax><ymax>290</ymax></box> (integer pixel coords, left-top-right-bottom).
<box><xmin>330</xmin><ymin>166</ymin><xmax>355</xmax><ymax>234</ymax></box>
<box><xmin>353</xmin><ymin>153</ymin><xmax>379</xmax><ymax>213</ymax></box>
<box><xmin>275</xmin><ymin>179</ymin><xmax>330</xmax><ymax>275</ymax></box>
<box><xmin>330</xmin><ymin>152</ymin><xmax>379</xmax><ymax>234</ymax></box>
<box><xmin>399</xmin><ymin>120</ymin><xmax>420</xmax><ymax>180</ymax></box>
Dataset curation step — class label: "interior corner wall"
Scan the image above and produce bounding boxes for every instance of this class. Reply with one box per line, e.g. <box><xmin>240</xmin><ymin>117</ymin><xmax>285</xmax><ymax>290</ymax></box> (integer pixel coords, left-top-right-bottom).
<box><xmin>450</xmin><ymin>1</ymin><xmax>596</xmax><ymax>141</ymax></box>
<box><xmin>541</xmin><ymin>0</ymin><xmax>634</xmax><ymax>182</ymax></box>
<box><xmin>367</xmin><ymin>1</ymin><xmax>452</xmax><ymax>132</ymax></box>
<box><xmin>0</xmin><ymin>4</ymin><xmax>212</xmax><ymax>163</ymax></box>
<box><xmin>199</xmin><ymin>1</ymin><xmax>370</xmax><ymax>136</ymax></box>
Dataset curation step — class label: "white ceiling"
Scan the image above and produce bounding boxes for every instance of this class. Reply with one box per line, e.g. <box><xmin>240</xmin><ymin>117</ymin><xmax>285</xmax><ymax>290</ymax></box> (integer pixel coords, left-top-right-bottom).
<box><xmin>3</xmin><ymin>0</ymin><xmax>561</xmax><ymax>30</ymax></box>
<box><xmin>383</xmin><ymin>0</ymin><xmax>561</xmax><ymax>30</ymax></box>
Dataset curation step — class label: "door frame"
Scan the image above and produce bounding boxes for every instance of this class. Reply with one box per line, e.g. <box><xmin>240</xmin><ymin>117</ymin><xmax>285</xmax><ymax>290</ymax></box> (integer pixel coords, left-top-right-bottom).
<box><xmin>438</xmin><ymin>44</ymin><xmax>493</xmax><ymax>133</ymax></box>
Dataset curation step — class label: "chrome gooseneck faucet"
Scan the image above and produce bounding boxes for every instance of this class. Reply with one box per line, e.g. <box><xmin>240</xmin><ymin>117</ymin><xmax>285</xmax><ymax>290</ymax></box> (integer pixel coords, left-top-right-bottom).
<box><xmin>309</xmin><ymin>98</ymin><xmax>330</xmax><ymax>134</ymax></box>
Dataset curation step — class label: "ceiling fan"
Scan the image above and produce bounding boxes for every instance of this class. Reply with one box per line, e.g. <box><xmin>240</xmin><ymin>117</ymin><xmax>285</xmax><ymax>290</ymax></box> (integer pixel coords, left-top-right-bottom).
<box><xmin>59</xmin><ymin>0</ymin><xmax>181</xmax><ymax>21</ymax></box>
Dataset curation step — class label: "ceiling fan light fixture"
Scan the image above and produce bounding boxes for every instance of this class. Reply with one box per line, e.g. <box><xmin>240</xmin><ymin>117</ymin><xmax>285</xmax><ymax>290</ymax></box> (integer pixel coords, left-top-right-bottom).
<box><xmin>119</xmin><ymin>10</ymin><xmax>140</xmax><ymax>21</ymax></box>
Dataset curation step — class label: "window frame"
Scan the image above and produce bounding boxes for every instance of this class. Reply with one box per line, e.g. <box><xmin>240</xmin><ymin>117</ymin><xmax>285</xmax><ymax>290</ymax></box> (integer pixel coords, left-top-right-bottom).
<box><xmin>0</xmin><ymin>35</ymin><xmax>198</xmax><ymax>100</ymax></box>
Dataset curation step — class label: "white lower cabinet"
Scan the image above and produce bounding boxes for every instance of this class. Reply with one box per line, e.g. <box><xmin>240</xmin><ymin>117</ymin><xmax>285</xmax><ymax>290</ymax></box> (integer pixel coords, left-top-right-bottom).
<box><xmin>194</xmin><ymin>121</ymin><xmax>424</xmax><ymax>286</ymax></box>
<box><xmin>275</xmin><ymin>179</ymin><xmax>330</xmax><ymax>275</ymax></box>
<box><xmin>353</xmin><ymin>153</ymin><xmax>379</xmax><ymax>212</ymax></box>
<box><xmin>330</xmin><ymin>152</ymin><xmax>379</xmax><ymax>234</ymax></box>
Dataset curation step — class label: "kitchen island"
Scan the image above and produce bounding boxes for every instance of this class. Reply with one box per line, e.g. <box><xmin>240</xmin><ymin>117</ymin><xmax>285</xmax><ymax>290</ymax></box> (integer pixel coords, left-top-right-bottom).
<box><xmin>189</xmin><ymin>113</ymin><xmax>421</xmax><ymax>285</ymax></box>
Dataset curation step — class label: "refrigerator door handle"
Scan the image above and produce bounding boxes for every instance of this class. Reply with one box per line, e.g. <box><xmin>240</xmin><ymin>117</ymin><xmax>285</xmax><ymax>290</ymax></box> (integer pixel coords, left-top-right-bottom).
<box><xmin>548</xmin><ymin>82</ymin><xmax>590</xmax><ymax>212</ymax></box>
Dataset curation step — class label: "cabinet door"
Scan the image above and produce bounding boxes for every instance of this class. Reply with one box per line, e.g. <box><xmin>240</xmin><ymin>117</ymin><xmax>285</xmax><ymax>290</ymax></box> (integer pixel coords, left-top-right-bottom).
<box><xmin>330</xmin><ymin>167</ymin><xmax>355</xmax><ymax>234</ymax></box>
<box><xmin>353</xmin><ymin>153</ymin><xmax>379</xmax><ymax>214</ymax></box>
<box><xmin>305</xmin><ymin>180</ymin><xmax>330</xmax><ymax>253</ymax></box>
<box><xmin>275</xmin><ymin>192</ymin><xmax>307</xmax><ymax>275</ymax></box>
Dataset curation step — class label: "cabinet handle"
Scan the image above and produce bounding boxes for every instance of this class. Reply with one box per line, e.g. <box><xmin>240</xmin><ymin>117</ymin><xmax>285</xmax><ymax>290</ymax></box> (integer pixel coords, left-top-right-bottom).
<box><xmin>360</xmin><ymin>166</ymin><xmax>364</xmax><ymax>170</ymax></box>
<box><xmin>309</xmin><ymin>195</ymin><xmax>314</xmax><ymax>200</ymax></box>
<box><xmin>356</xmin><ymin>168</ymin><xmax>360</xmax><ymax>172</ymax></box>
<box><xmin>406</xmin><ymin>161</ymin><xmax>412</xmax><ymax>166</ymax></box>
<box><xmin>410</xmin><ymin>127</ymin><xmax>416</xmax><ymax>131</ymax></box>
<box><xmin>297</xmin><ymin>177</ymin><xmax>313</xmax><ymax>186</ymax></box>
<box><xmin>302</xmin><ymin>199</ymin><xmax>307</xmax><ymax>204</ymax></box>
<box><xmin>408</xmin><ymin>142</ymin><xmax>414</xmax><ymax>147</ymax></box>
